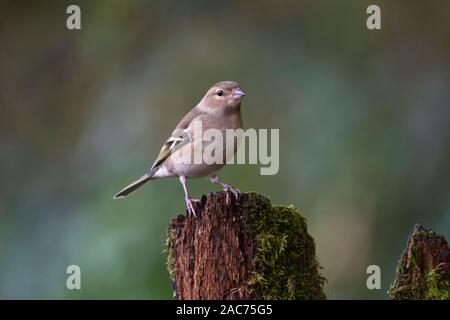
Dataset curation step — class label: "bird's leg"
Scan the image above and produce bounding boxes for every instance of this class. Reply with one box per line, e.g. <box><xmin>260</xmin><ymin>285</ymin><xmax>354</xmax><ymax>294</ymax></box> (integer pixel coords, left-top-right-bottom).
<box><xmin>209</xmin><ymin>174</ymin><xmax>241</xmax><ymax>199</ymax></box>
<box><xmin>179</xmin><ymin>175</ymin><xmax>197</xmax><ymax>218</ymax></box>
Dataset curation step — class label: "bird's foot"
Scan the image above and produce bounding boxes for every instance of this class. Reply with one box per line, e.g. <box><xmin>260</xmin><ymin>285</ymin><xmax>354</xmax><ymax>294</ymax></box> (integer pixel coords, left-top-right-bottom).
<box><xmin>223</xmin><ymin>184</ymin><xmax>241</xmax><ymax>200</ymax></box>
<box><xmin>209</xmin><ymin>175</ymin><xmax>240</xmax><ymax>200</ymax></box>
<box><xmin>185</xmin><ymin>197</ymin><xmax>197</xmax><ymax>218</ymax></box>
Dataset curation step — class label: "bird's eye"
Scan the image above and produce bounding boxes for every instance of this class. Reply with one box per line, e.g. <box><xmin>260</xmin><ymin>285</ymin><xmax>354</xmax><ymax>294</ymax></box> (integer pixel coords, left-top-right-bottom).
<box><xmin>216</xmin><ymin>90</ymin><xmax>224</xmax><ymax>96</ymax></box>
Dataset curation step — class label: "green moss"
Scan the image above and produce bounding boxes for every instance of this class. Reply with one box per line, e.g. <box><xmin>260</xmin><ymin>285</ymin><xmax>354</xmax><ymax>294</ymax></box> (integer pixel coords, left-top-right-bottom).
<box><xmin>164</xmin><ymin>229</ymin><xmax>177</xmax><ymax>294</ymax></box>
<box><xmin>391</xmin><ymin>262</ymin><xmax>450</xmax><ymax>300</ymax></box>
<box><xmin>425</xmin><ymin>269</ymin><xmax>450</xmax><ymax>300</ymax></box>
<box><xmin>245</xmin><ymin>193</ymin><xmax>326</xmax><ymax>300</ymax></box>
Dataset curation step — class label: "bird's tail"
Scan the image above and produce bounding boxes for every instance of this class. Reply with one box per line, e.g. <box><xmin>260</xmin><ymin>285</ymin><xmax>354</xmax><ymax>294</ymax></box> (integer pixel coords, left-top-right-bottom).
<box><xmin>113</xmin><ymin>170</ymin><xmax>156</xmax><ymax>199</ymax></box>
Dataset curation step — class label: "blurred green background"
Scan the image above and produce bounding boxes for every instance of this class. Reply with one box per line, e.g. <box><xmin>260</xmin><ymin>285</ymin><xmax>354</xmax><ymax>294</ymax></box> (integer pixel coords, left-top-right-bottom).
<box><xmin>1</xmin><ymin>0</ymin><xmax>449</xmax><ymax>299</ymax></box>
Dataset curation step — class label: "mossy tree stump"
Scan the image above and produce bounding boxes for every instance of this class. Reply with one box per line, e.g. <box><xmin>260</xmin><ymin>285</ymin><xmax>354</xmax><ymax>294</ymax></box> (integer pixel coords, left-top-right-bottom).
<box><xmin>389</xmin><ymin>224</ymin><xmax>450</xmax><ymax>300</ymax></box>
<box><xmin>166</xmin><ymin>191</ymin><xmax>326</xmax><ymax>300</ymax></box>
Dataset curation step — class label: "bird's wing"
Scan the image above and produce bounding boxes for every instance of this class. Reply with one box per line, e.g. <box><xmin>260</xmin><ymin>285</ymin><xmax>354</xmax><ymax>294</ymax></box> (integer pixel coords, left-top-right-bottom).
<box><xmin>150</xmin><ymin>131</ymin><xmax>190</xmax><ymax>170</ymax></box>
<box><xmin>150</xmin><ymin>106</ymin><xmax>205</xmax><ymax>170</ymax></box>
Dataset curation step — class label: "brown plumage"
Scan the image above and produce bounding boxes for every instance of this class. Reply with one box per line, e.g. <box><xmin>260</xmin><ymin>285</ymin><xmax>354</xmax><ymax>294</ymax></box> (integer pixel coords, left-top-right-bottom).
<box><xmin>114</xmin><ymin>81</ymin><xmax>246</xmax><ymax>217</ymax></box>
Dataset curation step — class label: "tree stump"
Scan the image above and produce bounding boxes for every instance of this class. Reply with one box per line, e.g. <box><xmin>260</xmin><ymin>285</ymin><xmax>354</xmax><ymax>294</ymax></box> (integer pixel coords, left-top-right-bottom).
<box><xmin>389</xmin><ymin>224</ymin><xmax>450</xmax><ymax>300</ymax></box>
<box><xmin>166</xmin><ymin>191</ymin><xmax>326</xmax><ymax>300</ymax></box>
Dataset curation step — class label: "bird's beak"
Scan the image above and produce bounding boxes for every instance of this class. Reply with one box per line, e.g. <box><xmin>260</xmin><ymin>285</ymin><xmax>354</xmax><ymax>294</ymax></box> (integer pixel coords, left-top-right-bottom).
<box><xmin>232</xmin><ymin>88</ymin><xmax>246</xmax><ymax>99</ymax></box>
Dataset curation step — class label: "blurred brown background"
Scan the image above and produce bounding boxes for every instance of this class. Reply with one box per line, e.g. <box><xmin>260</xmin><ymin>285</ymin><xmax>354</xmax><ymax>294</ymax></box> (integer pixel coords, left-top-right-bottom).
<box><xmin>0</xmin><ymin>0</ymin><xmax>449</xmax><ymax>299</ymax></box>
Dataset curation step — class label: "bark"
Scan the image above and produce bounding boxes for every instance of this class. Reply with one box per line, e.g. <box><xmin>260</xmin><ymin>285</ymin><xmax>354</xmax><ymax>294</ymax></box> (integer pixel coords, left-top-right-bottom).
<box><xmin>166</xmin><ymin>191</ymin><xmax>326</xmax><ymax>300</ymax></box>
<box><xmin>389</xmin><ymin>224</ymin><xmax>450</xmax><ymax>300</ymax></box>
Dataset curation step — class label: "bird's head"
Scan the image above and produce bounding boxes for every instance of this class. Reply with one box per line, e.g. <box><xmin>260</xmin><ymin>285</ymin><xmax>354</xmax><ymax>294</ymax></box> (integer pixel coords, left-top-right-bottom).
<box><xmin>200</xmin><ymin>81</ymin><xmax>245</xmax><ymax>112</ymax></box>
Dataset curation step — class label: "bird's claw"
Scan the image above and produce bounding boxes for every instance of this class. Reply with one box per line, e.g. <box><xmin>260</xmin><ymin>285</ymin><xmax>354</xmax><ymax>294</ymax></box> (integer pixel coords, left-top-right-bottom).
<box><xmin>185</xmin><ymin>197</ymin><xmax>197</xmax><ymax>218</ymax></box>
<box><xmin>223</xmin><ymin>184</ymin><xmax>241</xmax><ymax>200</ymax></box>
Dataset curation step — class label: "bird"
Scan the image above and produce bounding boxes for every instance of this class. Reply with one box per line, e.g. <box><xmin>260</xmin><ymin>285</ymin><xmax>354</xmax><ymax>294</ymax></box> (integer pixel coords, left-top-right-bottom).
<box><xmin>113</xmin><ymin>81</ymin><xmax>246</xmax><ymax>217</ymax></box>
